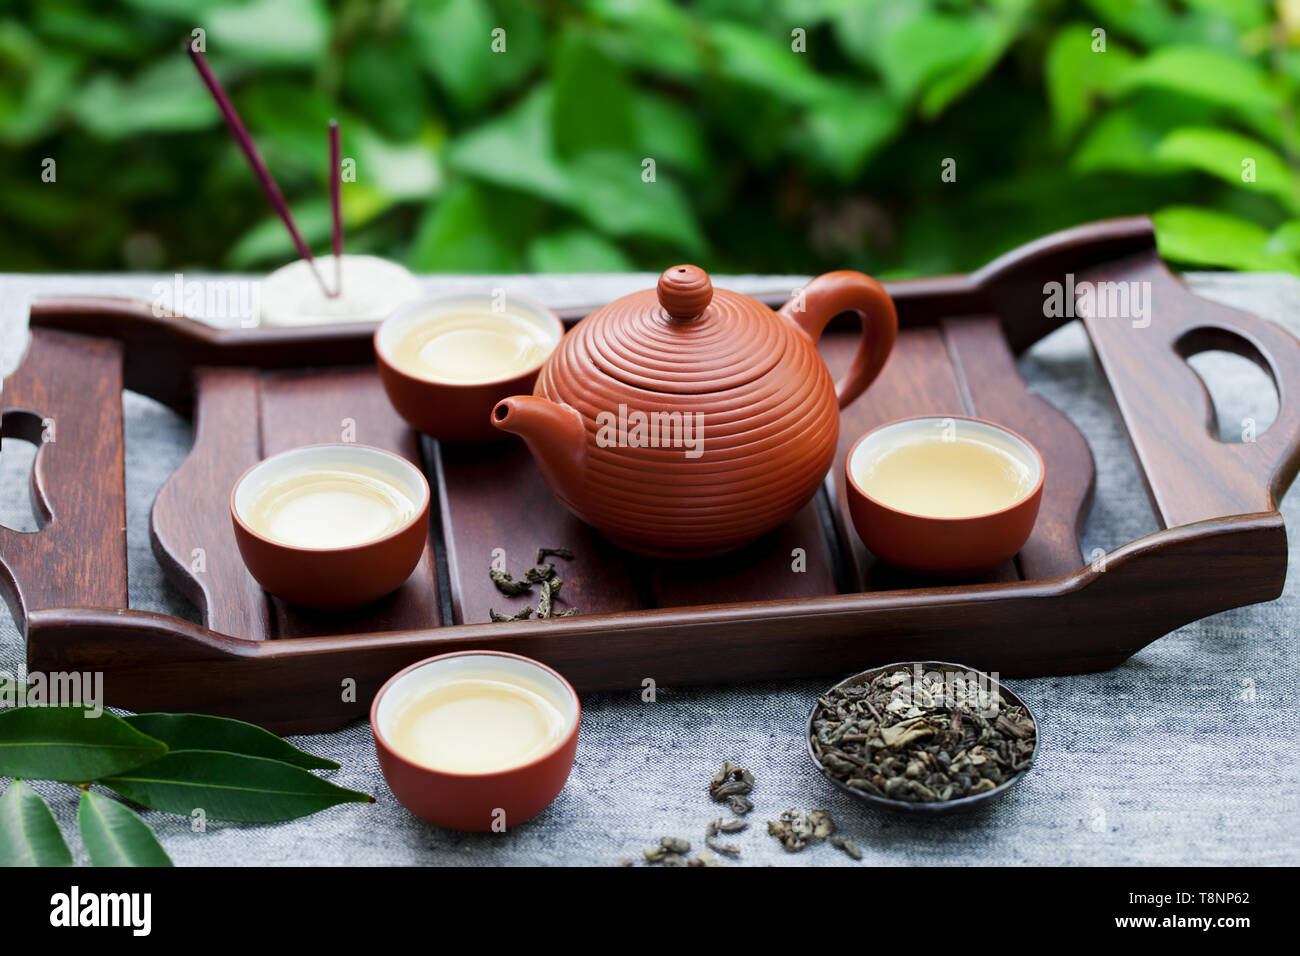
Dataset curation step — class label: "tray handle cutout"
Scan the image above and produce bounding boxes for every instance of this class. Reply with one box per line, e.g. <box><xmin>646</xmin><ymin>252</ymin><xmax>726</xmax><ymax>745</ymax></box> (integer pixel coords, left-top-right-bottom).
<box><xmin>1083</xmin><ymin>263</ymin><xmax>1300</xmax><ymax>529</ymax></box>
<box><xmin>0</xmin><ymin>329</ymin><xmax>128</xmax><ymax>630</ymax></box>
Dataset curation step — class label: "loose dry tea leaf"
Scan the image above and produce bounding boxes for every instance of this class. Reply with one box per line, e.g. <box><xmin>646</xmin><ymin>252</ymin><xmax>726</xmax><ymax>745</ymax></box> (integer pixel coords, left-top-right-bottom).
<box><xmin>555</xmin><ymin>607</ymin><xmax>580</xmax><ymax>617</ymax></box>
<box><xmin>660</xmin><ymin>836</ymin><xmax>690</xmax><ymax>854</ymax></box>
<box><xmin>489</xmin><ymin>606</ymin><xmax>534</xmax><ymax>623</ymax></box>
<box><xmin>537</xmin><ymin>546</ymin><xmax>575</xmax><ymax>563</ymax></box>
<box><xmin>727</xmin><ymin>794</ymin><xmax>754</xmax><ymax>815</ymax></box>
<box><xmin>809</xmin><ymin>809</ymin><xmax>834</xmax><ymax>839</ymax></box>
<box><xmin>830</xmin><ymin>834</ymin><xmax>862</xmax><ymax>861</ymax></box>
<box><xmin>537</xmin><ymin>577</ymin><xmax>562</xmax><ymax>619</ymax></box>
<box><xmin>705</xmin><ymin>836</ymin><xmax>742</xmax><ymax>856</ymax></box>
<box><xmin>708</xmin><ymin>761</ymin><xmax>754</xmax><ymax>802</ymax></box>
<box><xmin>810</xmin><ymin>667</ymin><xmax>1036</xmax><ymax>804</ymax></box>
<box><xmin>489</xmin><ymin>565</ymin><xmax>532</xmax><ymax>596</ymax></box>
<box><xmin>525</xmin><ymin>564</ymin><xmax>555</xmax><ymax>583</ymax></box>
<box><xmin>766</xmin><ymin>808</ymin><xmax>834</xmax><ymax>853</ymax></box>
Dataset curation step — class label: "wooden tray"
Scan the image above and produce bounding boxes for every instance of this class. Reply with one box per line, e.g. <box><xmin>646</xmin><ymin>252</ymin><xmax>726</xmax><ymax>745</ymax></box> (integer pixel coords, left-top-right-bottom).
<box><xmin>4</xmin><ymin>217</ymin><xmax>1298</xmax><ymax>734</ymax></box>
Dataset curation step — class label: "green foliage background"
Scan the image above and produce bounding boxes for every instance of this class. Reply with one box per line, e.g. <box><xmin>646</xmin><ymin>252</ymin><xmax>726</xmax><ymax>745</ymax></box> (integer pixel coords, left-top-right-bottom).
<box><xmin>2</xmin><ymin>0</ymin><xmax>1299</xmax><ymax>276</ymax></box>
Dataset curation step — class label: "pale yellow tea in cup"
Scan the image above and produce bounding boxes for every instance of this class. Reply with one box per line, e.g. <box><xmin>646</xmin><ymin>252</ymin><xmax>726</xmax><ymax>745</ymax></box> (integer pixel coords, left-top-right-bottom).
<box><xmin>854</xmin><ymin>435</ymin><xmax>1034</xmax><ymax>519</ymax></box>
<box><xmin>244</xmin><ymin>467</ymin><xmax>417</xmax><ymax>549</ymax></box>
<box><xmin>386</xmin><ymin>309</ymin><xmax>554</xmax><ymax>385</ymax></box>
<box><xmin>388</xmin><ymin>670</ymin><xmax>568</xmax><ymax>774</ymax></box>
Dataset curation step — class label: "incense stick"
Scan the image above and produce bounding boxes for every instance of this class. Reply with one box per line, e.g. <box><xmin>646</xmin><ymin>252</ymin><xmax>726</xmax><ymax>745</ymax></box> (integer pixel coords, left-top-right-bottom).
<box><xmin>185</xmin><ymin>44</ymin><xmax>331</xmax><ymax>298</ymax></box>
<box><xmin>329</xmin><ymin>119</ymin><xmax>342</xmax><ymax>297</ymax></box>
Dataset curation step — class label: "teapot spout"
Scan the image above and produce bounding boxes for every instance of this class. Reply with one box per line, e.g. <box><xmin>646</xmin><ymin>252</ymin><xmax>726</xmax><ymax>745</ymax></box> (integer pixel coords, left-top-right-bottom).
<box><xmin>492</xmin><ymin>396</ymin><xmax>588</xmax><ymax>496</ymax></box>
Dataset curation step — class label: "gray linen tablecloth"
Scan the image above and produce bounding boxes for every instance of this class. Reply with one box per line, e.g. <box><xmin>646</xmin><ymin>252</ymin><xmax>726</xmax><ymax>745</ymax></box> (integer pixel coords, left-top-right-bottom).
<box><xmin>2</xmin><ymin>271</ymin><xmax>1297</xmax><ymax>867</ymax></box>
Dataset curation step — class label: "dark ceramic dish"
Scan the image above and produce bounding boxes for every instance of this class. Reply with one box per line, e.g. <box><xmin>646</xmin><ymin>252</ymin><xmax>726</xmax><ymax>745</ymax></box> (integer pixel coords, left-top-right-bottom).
<box><xmin>806</xmin><ymin>660</ymin><xmax>1038</xmax><ymax>815</ymax></box>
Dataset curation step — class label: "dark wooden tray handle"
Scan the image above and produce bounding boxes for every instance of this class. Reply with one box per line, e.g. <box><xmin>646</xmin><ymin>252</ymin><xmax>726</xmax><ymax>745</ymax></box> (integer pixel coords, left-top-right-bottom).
<box><xmin>1083</xmin><ymin>259</ymin><xmax>1300</xmax><ymax>528</ymax></box>
<box><xmin>0</xmin><ymin>328</ymin><xmax>129</xmax><ymax>629</ymax></box>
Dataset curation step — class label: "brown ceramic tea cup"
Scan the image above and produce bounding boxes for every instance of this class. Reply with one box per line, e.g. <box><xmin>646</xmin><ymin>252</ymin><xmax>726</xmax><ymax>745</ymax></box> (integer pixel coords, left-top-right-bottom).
<box><xmin>375</xmin><ymin>292</ymin><xmax>564</xmax><ymax>444</ymax></box>
<box><xmin>230</xmin><ymin>443</ymin><xmax>429</xmax><ymax>610</ymax></box>
<box><xmin>844</xmin><ymin>416</ymin><xmax>1044</xmax><ymax>576</ymax></box>
<box><xmin>371</xmin><ymin>650</ymin><xmax>580</xmax><ymax>831</ymax></box>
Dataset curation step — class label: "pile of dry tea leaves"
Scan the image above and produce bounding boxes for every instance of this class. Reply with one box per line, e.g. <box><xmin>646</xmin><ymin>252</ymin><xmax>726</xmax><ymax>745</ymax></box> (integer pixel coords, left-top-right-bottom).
<box><xmin>810</xmin><ymin>667</ymin><xmax>1036</xmax><ymax>803</ymax></box>
<box><xmin>488</xmin><ymin>546</ymin><xmax>579</xmax><ymax>621</ymax></box>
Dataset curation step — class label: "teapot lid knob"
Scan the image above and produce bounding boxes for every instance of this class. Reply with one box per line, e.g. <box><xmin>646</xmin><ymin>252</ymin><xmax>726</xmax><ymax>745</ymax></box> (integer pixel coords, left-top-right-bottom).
<box><xmin>657</xmin><ymin>265</ymin><xmax>713</xmax><ymax>321</ymax></box>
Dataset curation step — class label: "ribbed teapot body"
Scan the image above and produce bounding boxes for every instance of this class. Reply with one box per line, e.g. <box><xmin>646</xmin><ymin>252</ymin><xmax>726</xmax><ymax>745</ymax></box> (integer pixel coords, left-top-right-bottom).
<box><xmin>532</xmin><ymin>286</ymin><xmax>840</xmax><ymax>558</ymax></box>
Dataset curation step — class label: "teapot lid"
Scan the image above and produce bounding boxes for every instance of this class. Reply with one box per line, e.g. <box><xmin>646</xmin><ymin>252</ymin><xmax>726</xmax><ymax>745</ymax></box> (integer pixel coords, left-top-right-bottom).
<box><xmin>562</xmin><ymin>264</ymin><xmax>792</xmax><ymax>395</ymax></box>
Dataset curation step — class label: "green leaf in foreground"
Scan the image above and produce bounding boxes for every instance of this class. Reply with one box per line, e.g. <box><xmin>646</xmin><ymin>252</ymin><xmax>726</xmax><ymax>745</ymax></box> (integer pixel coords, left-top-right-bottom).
<box><xmin>0</xmin><ymin>780</ymin><xmax>73</xmax><ymax>867</ymax></box>
<box><xmin>0</xmin><ymin>706</ymin><xmax>168</xmax><ymax>782</ymax></box>
<box><xmin>100</xmin><ymin>751</ymin><xmax>372</xmax><ymax>823</ymax></box>
<box><xmin>78</xmin><ymin>791</ymin><xmax>172</xmax><ymax>867</ymax></box>
<box><xmin>124</xmin><ymin>714</ymin><xmax>339</xmax><ymax>771</ymax></box>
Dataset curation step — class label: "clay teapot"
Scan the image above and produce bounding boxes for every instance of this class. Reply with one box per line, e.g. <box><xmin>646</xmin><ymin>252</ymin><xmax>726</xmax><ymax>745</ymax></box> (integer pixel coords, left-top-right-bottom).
<box><xmin>492</xmin><ymin>265</ymin><xmax>898</xmax><ymax>558</ymax></box>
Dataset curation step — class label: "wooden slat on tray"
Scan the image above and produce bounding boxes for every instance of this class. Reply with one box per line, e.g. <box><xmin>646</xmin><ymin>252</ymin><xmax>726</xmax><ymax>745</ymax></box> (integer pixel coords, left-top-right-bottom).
<box><xmin>150</xmin><ymin>367</ymin><xmax>270</xmax><ymax>639</ymax></box>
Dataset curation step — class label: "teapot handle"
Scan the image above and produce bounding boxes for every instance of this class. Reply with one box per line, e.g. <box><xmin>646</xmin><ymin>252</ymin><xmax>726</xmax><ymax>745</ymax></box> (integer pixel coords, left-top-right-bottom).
<box><xmin>779</xmin><ymin>271</ymin><xmax>898</xmax><ymax>409</ymax></box>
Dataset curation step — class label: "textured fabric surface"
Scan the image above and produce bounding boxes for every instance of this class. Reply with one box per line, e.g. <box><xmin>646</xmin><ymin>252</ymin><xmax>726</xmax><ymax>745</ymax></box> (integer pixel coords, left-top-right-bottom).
<box><xmin>1</xmin><ymin>271</ymin><xmax>1297</xmax><ymax>867</ymax></box>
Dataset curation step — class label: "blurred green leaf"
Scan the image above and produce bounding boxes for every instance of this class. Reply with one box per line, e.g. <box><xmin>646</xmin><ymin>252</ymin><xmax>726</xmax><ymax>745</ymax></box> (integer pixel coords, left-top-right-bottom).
<box><xmin>409</xmin><ymin>179</ymin><xmax>525</xmax><ymax>272</ymax></box>
<box><xmin>447</xmin><ymin>87</ymin><xmax>570</xmax><ymax>202</ymax></box>
<box><xmin>1045</xmin><ymin>23</ymin><xmax>1135</xmax><ymax>143</ymax></box>
<box><xmin>707</xmin><ymin>20</ymin><xmax>837</xmax><ymax>105</ymax></box>
<box><xmin>352</xmin><ymin>125</ymin><xmax>442</xmax><ymax>201</ymax></box>
<box><xmin>343</xmin><ymin>32</ymin><xmax>425</xmax><ymax>140</ymax></box>
<box><xmin>77</xmin><ymin>791</ymin><xmax>172</xmax><ymax>867</ymax></box>
<box><xmin>206</xmin><ymin>0</ymin><xmax>329</xmax><ymax>67</ymax></box>
<box><xmin>918</xmin><ymin>4</ymin><xmax>1030</xmax><ymax>117</ymax></box>
<box><xmin>802</xmin><ymin>89</ymin><xmax>902</xmax><ymax>180</ymax></box>
<box><xmin>634</xmin><ymin>92</ymin><xmax>708</xmax><ymax>176</ymax></box>
<box><xmin>1118</xmin><ymin>46</ymin><xmax>1283</xmax><ymax>140</ymax></box>
<box><xmin>123</xmin><ymin>0</ymin><xmax>218</xmax><ymax>18</ymax></box>
<box><xmin>34</xmin><ymin>6</ymin><xmax>143</xmax><ymax>56</ymax></box>
<box><xmin>409</xmin><ymin>0</ymin><xmax>495</xmax><ymax>110</ymax></box>
<box><xmin>833</xmin><ymin>0</ymin><xmax>915</xmax><ymax>74</ymax></box>
<box><xmin>237</xmin><ymin>81</ymin><xmax>335</xmax><ymax>174</ymax></box>
<box><xmin>552</xmin><ymin>27</ymin><xmax>638</xmax><ymax>159</ymax></box>
<box><xmin>527</xmin><ymin>228</ymin><xmax>633</xmax><ymax>272</ymax></box>
<box><xmin>0</xmin><ymin>36</ymin><xmax>78</xmax><ymax>145</ymax></box>
<box><xmin>1071</xmin><ymin>92</ymin><xmax>1218</xmax><ymax>175</ymax></box>
<box><xmin>564</xmin><ymin>150</ymin><xmax>706</xmax><ymax>253</ymax></box>
<box><xmin>68</xmin><ymin>56</ymin><xmax>220</xmax><ymax>139</ymax></box>
<box><xmin>1082</xmin><ymin>0</ymin><xmax>1179</xmax><ymax>46</ymax></box>
<box><xmin>585</xmin><ymin>0</ymin><xmax>704</xmax><ymax>79</ymax></box>
<box><xmin>228</xmin><ymin>199</ymin><xmax>330</xmax><ymax>267</ymax></box>
<box><xmin>0</xmin><ymin>780</ymin><xmax>73</xmax><ymax>867</ymax></box>
<box><xmin>1182</xmin><ymin>0</ymin><xmax>1272</xmax><ymax>32</ymax></box>
<box><xmin>1154</xmin><ymin>205</ymin><xmax>1300</xmax><ymax>271</ymax></box>
<box><xmin>1155</xmin><ymin>127</ymin><xmax>1299</xmax><ymax>212</ymax></box>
